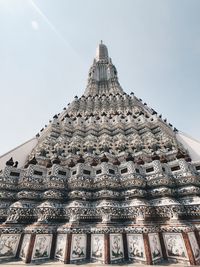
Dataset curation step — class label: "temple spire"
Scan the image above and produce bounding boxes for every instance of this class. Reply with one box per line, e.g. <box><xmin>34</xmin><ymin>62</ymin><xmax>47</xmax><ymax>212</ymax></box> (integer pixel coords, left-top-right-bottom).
<box><xmin>84</xmin><ymin>42</ymin><xmax>123</xmax><ymax>96</ymax></box>
<box><xmin>95</xmin><ymin>40</ymin><xmax>109</xmax><ymax>62</ymax></box>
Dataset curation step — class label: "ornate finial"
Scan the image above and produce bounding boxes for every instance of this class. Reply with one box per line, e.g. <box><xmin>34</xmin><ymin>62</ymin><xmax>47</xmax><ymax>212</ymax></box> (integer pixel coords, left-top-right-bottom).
<box><xmin>84</xmin><ymin>42</ymin><xmax>123</xmax><ymax>96</ymax></box>
<box><xmin>96</xmin><ymin>41</ymin><xmax>109</xmax><ymax>61</ymax></box>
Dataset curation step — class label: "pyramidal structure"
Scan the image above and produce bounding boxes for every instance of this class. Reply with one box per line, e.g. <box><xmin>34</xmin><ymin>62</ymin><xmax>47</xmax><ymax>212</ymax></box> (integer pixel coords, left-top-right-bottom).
<box><xmin>1</xmin><ymin>42</ymin><xmax>200</xmax><ymax>265</ymax></box>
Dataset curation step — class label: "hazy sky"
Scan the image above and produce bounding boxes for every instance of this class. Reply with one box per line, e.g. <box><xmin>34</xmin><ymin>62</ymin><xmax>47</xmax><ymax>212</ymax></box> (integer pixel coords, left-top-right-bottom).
<box><xmin>0</xmin><ymin>0</ymin><xmax>200</xmax><ymax>155</ymax></box>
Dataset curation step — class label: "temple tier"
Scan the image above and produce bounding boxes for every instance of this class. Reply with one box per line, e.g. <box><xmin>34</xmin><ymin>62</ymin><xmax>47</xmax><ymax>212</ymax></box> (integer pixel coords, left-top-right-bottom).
<box><xmin>0</xmin><ymin>42</ymin><xmax>200</xmax><ymax>265</ymax></box>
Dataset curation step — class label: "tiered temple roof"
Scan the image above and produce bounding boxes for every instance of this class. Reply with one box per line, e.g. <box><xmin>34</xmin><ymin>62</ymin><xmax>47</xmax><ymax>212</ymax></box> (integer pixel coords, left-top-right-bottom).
<box><xmin>0</xmin><ymin>42</ymin><xmax>200</xmax><ymax>265</ymax></box>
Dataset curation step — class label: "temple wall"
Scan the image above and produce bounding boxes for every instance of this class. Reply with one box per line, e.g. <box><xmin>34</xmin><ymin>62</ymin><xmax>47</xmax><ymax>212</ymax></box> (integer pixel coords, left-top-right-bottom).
<box><xmin>0</xmin><ymin>223</ymin><xmax>200</xmax><ymax>265</ymax></box>
<box><xmin>1</xmin><ymin>43</ymin><xmax>200</xmax><ymax>266</ymax></box>
<box><xmin>177</xmin><ymin>133</ymin><xmax>200</xmax><ymax>162</ymax></box>
<box><xmin>0</xmin><ymin>138</ymin><xmax>38</xmax><ymax>169</ymax></box>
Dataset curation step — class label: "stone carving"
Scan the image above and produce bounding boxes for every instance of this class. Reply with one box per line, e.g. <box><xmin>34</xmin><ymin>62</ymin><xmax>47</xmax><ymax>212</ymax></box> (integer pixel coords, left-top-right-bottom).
<box><xmin>55</xmin><ymin>234</ymin><xmax>67</xmax><ymax>261</ymax></box>
<box><xmin>110</xmin><ymin>234</ymin><xmax>124</xmax><ymax>261</ymax></box>
<box><xmin>0</xmin><ymin>234</ymin><xmax>20</xmax><ymax>258</ymax></box>
<box><xmin>148</xmin><ymin>233</ymin><xmax>162</xmax><ymax>261</ymax></box>
<box><xmin>163</xmin><ymin>233</ymin><xmax>188</xmax><ymax>259</ymax></box>
<box><xmin>32</xmin><ymin>234</ymin><xmax>52</xmax><ymax>260</ymax></box>
<box><xmin>91</xmin><ymin>234</ymin><xmax>104</xmax><ymax>261</ymax></box>
<box><xmin>70</xmin><ymin>234</ymin><xmax>86</xmax><ymax>260</ymax></box>
<box><xmin>127</xmin><ymin>234</ymin><xmax>146</xmax><ymax>260</ymax></box>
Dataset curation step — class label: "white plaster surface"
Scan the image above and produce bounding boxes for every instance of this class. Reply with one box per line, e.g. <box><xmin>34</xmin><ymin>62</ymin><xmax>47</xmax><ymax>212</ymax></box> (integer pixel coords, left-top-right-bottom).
<box><xmin>0</xmin><ymin>138</ymin><xmax>38</xmax><ymax>170</ymax></box>
<box><xmin>177</xmin><ymin>132</ymin><xmax>200</xmax><ymax>162</ymax></box>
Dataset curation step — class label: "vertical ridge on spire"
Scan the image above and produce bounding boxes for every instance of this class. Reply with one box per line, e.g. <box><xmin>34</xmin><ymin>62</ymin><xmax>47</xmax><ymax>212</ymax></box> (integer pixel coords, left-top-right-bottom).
<box><xmin>95</xmin><ymin>40</ymin><xmax>109</xmax><ymax>62</ymax></box>
<box><xmin>84</xmin><ymin>42</ymin><xmax>124</xmax><ymax>96</ymax></box>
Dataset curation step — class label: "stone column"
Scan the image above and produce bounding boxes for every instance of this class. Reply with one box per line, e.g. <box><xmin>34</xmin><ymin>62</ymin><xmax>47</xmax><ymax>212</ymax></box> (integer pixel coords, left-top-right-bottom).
<box><xmin>86</xmin><ymin>233</ymin><xmax>91</xmax><ymax>261</ymax></box>
<box><xmin>122</xmin><ymin>233</ymin><xmax>128</xmax><ymax>261</ymax></box>
<box><xmin>50</xmin><ymin>233</ymin><xmax>57</xmax><ymax>259</ymax></box>
<box><xmin>15</xmin><ymin>233</ymin><xmax>24</xmax><ymax>259</ymax></box>
<box><xmin>64</xmin><ymin>233</ymin><xmax>72</xmax><ymax>264</ymax></box>
<box><xmin>143</xmin><ymin>233</ymin><xmax>153</xmax><ymax>265</ymax></box>
<box><xmin>159</xmin><ymin>232</ymin><xmax>168</xmax><ymax>261</ymax></box>
<box><xmin>25</xmin><ymin>233</ymin><xmax>36</xmax><ymax>264</ymax></box>
<box><xmin>194</xmin><ymin>230</ymin><xmax>200</xmax><ymax>265</ymax></box>
<box><xmin>104</xmin><ymin>233</ymin><xmax>110</xmax><ymax>264</ymax></box>
<box><xmin>182</xmin><ymin>232</ymin><xmax>196</xmax><ymax>265</ymax></box>
<box><xmin>194</xmin><ymin>230</ymin><xmax>200</xmax><ymax>247</ymax></box>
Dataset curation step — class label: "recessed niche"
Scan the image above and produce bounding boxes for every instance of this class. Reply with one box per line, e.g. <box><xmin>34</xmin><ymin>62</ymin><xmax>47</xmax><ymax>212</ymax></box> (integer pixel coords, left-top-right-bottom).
<box><xmin>109</xmin><ymin>169</ymin><xmax>115</xmax><ymax>174</ymax></box>
<box><xmin>10</xmin><ymin>172</ymin><xmax>20</xmax><ymax>177</ymax></box>
<box><xmin>33</xmin><ymin>170</ymin><xmax>43</xmax><ymax>176</ymax></box>
<box><xmin>83</xmin><ymin>170</ymin><xmax>91</xmax><ymax>175</ymax></box>
<box><xmin>171</xmin><ymin>165</ymin><xmax>180</xmax><ymax>172</ymax></box>
<box><xmin>58</xmin><ymin>170</ymin><xmax>67</xmax><ymax>176</ymax></box>
<box><xmin>146</xmin><ymin>167</ymin><xmax>154</xmax><ymax>173</ymax></box>
<box><xmin>121</xmin><ymin>168</ymin><xmax>128</xmax><ymax>174</ymax></box>
<box><xmin>96</xmin><ymin>169</ymin><xmax>102</xmax><ymax>174</ymax></box>
<box><xmin>135</xmin><ymin>168</ymin><xmax>140</xmax><ymax>173</ymax></box>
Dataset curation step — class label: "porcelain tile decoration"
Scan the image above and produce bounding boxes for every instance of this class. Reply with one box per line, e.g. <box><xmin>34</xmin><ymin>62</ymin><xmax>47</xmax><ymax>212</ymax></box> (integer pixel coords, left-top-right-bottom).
<box><xmin>127</xmin><ymin>234</ymin><xmax>146</xmax><ymax>261</ymax></box>
<box><xmin>32</xmin><ymin>234</ymin><xmax>52</xmax><ymax>260</ymax></box>
<box><xmin>0</xmin><ymin>42</ymin><xmax>200</xmax><ymax>265</ymax></box>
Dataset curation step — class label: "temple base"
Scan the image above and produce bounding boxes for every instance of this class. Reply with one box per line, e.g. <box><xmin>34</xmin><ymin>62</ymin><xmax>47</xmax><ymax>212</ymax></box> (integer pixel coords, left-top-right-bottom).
<box><xmin>0</xmin><ymin>221</ymin><xmax>199</xmax><ymax>265</ymax></box>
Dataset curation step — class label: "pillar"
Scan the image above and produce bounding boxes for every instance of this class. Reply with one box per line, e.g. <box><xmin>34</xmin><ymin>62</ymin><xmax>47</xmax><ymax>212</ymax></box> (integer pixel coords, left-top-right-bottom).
<box><xmin>122</xmin><ymin>233</ymin><xmax>128</xmax><ymax>261</ymax></box>
<box><xmin>143</xmin><ymin>233</ymin><xmax>153</xmax><ymax>265</ymax></box>
<box><xmin>50</xmin><ymin>233</ymin><xmax>57</xmax><ymax>259</ymax></box>
<box><xmin>104</xmin><ymin>233</ymin><xmax>110</xmax><ymax>264</ymax></box>
<box><xmin>64</xmin><ymin>233</ymin><xmax>72</xmax><ymax>264</ymax></box>
<box><xmin>193</xmin><ymin>230</ymin><xmax>200</xmax><ymax>264</ymax></box>
<box><xmin>158</xmin><ymin>232</ymin><xmax>168</xmax><ymax>261</ymax></box>
<box><xmin>194</xmin><ymin>230</ymin><xmax>200</xmax><ymax>248</ymax></box>
<box><xmin>86</xmin><ymin>233</ymin><xmax>91</xmax><ymax>261</ymax></box>
<box><xmin>15</xmin><ymin>233</ymin><xmax>24</xmax><ymax>259</ymax></box>
<box><xmin>25</xmin><ymin>233</ymin><xmax>36</xmax><ymax>264</ymax></box>
<box><xmin>182</xmin><ymin>232</ymin><xmax>196</xmax><ymax>265</ymax></box>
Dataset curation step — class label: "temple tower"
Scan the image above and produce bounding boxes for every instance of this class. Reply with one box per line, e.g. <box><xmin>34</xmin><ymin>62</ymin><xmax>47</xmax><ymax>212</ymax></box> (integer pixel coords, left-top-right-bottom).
<box><xmin>0</xmin><ymin>42</ymin><xmax>200</xmax><ymax>265</ymax></box>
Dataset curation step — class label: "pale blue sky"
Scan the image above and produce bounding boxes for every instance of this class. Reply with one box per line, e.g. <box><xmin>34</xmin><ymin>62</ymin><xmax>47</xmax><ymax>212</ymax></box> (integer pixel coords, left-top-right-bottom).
<box><xmin>0</xmin><ymin>0</ymin><xmax>200</xmax><ymax>155</ymax></box>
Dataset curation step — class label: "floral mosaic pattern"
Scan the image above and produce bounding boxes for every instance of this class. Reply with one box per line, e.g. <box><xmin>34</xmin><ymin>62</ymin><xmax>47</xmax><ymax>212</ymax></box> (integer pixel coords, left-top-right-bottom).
<box><xmin>91</xmin><ymin>234</ymin><xmax>104</xmax><ymax>260</ymax></box>
<box><xmin>0</xmin><ymin>234</ymin><xmax>20</xmax><ymax>258</ymax></box>
<box><xmin>71</xmin><ymin>234</ymin><xmax>86</xmax><ymax>260</ymax></box>
<box><xmin>110</xmin><ymin>234</ymin><xmax>124</xmax><ymax>260</ymax></box>
<box><xmin>163</xmin><ymin>233</ymin><xmax>188</xmax><ymax>259</ymax></box>
<box><xmin>32</xmin><ymin>234</ymin><xmax>52</xmax><ymax>260</ymax></box>
<box><xmin>55</xmin><ymin>234</ymin><xmax>67</xmax><ymax>260</ymax></box>
<box><xmin>148</xmin><ymin>233</ymin><xmax>162</xmax><ymax>261</ymax></box>
<box><xmin>127</xmin><ymin>234</ymin><xmax>146</xmax><ymax>260</ymax></box>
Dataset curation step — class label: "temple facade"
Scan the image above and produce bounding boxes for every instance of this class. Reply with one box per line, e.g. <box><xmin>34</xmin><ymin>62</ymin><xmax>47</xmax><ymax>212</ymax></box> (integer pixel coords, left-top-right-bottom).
<box><xmin>1</xmin><ymin>42</ymin><xmax>200</xmax><ymax>265</ymax></box>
